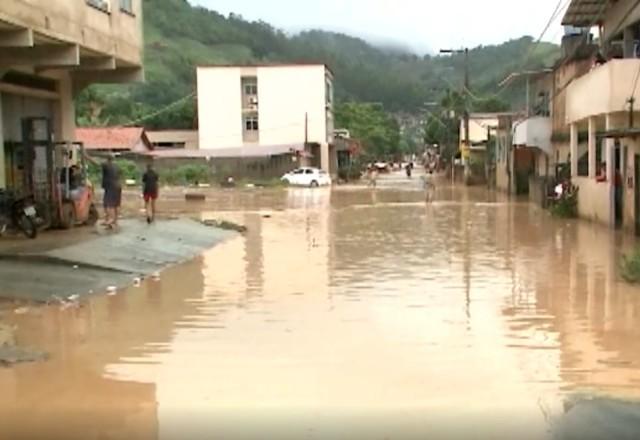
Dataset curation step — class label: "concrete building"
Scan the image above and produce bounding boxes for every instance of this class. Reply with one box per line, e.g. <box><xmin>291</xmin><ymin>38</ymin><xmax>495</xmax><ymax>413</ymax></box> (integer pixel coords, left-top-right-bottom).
<box><xmin>562</xmin><ymin>0</ymin><xmax>640</xmax><ymax>232</ymax></box>
<box><xmin>196</xmin><ymin>64</ymin><xmax>336</xmax><ymax>176</ymax></box>
<box><xmin>0</xmin><ymin>0</ymin><xmax>144</xmax><ymax>191</ymax></box>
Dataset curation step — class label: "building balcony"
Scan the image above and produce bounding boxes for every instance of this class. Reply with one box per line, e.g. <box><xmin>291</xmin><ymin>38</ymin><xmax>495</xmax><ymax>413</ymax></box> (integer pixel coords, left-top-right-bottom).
<box><xmin>0</xmin><ymin>0</ymin><xmax>143</xmax><ymax>84</ymax></box>
<box><xmin>513</xmin><ymin>116</ymin><xmax>552</xmax><ymax>154</ymax></box>
<box><xmin>565</xmin><ymin>59</ymin><xmax>640</xmax><ymax>124</ymax></box>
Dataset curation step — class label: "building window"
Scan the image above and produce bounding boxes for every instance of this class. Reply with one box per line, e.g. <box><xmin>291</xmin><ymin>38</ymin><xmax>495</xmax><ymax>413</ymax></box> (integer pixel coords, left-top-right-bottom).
<box><xmin>245</xmin><ymin>84</ymin><xmax>258</xmax><ymax>96</ymax></box>
<box><xmin>245</xmin><ymin>116</ymin><xmax>259</xmax><ymax>131</ymax></box>
<box><xmin>87</xmin><ymin>0</ymin><xmax>111</xmax><ymax>13</ymax></box>
<box><xmin>120</xmin><ymin>0</ymin><xmax>134</xmax><ymax>14</ymax></box>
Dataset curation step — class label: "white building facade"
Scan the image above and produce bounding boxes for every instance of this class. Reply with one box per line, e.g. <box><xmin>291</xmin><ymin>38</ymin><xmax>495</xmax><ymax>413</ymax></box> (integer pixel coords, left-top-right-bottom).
<box><xmin>197</xmin><ymin>64</ymin><xmax>336</xmax><ymax>174</ymax></box>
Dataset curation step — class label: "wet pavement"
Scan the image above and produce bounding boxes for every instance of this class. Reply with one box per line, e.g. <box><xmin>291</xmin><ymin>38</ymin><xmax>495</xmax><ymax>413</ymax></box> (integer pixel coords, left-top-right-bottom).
<box><xmin>1</xmin><ymin>176</ymin><xmax>640</xmax><ymax>439</ymax></box>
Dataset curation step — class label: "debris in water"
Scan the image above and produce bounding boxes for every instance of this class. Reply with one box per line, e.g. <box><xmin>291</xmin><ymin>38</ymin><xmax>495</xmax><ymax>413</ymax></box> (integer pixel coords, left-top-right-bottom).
<box><xmin>72</xmin><ymin>265</ymin><xmax>79</xmax><ymax>270</ymax></box>
<box><xmin>67</xmin><ymin>294</ymin><xmax>80</xmax><ymax>302</ymax></box>
<box><xmin>0</xmin><ymin>324</ymin><xmax>15</xmax><ymax>347</ymax></box>
<box><xmin>107</xmin><ymin>286</ymin><xmax>118</xmax><ymax>295</ymax></box>
<box><xmin>202</xmin><ymin>219</ymin><xmax>248</xmax><ymax>233</ymax></box>
<box><xmin>133</xmin><ymin>277</ymin><xmax>142</xmax><ymax>287</ymax></box>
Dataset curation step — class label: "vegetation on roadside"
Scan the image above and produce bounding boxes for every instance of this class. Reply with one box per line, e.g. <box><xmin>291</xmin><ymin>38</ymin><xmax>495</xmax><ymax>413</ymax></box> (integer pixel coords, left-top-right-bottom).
<box><xmin>549</xmin><ymin>184</ymin><xmax>579</xmax><ymax>218</ymax></box>
<box><xmin>158</xmin><ymin>164</ymin><xmax>211</xmax><ymax>186</ymax></box>
<box><xmin>621</xmin><ymin>248</ymin><xmax>640</xmax><ymax>283</ymax></box>
<box><xmin>335</xmin><ymin>103</ymin><xmax>401</xmax><ymax>159</ymax></box>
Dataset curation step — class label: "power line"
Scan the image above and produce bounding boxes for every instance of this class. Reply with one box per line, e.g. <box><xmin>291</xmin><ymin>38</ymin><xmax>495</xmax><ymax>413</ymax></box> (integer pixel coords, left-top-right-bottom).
<box><xmin>122</xmin><ymin>92</ymin><xmax>196</xmax><ymax>127</ymax></box>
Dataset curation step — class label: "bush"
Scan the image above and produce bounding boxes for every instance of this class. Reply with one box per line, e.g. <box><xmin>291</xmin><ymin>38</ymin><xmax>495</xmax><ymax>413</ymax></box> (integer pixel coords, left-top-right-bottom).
<box><xmin>159</xmin><ymin>164</ymin><xmax>211</xmax><ymax>186</ymax></box>
<box><xmin>338</xmin><ymin>165</ymin><xmax>363</xmax><ymax>182</ymax></box>
<box><xmin>549</xmin><ymin>184</ymin><xmax>578</xmax><ymax>218</ymax></box>
<box><xmin>621</xmin><ymin>248</ymin><xmax>640</xmax><ymax>283</ymax></box>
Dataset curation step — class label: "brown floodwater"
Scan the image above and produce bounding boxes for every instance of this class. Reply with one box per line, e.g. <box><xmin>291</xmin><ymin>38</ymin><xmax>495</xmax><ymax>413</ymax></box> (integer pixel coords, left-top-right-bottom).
<box><xmin>1</xmin><ymin>181</ymin><xmax>640</xmax><ymax>439</ymax></box>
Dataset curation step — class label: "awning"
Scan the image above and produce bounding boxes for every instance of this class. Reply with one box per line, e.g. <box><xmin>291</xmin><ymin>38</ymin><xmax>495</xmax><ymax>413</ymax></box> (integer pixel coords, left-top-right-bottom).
<box><xmin>562</xmin><ymin>0</ymin><xmax>607</xmax><ymax>27</ymax></box>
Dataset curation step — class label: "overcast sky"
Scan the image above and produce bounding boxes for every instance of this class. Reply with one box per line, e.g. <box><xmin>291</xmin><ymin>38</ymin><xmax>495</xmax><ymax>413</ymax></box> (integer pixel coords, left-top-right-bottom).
<box><xmin>190</xmin><ymin>0</ymin><xmax>568</xmax><ymax>53</ymax></box>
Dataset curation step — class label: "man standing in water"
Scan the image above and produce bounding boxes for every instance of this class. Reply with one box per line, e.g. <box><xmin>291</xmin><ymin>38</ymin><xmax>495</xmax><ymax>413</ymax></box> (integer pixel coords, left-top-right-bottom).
<box><xmin>423</xmin><ymin>168</ymin><xmax>436</xmax><ymax>203</ymax></box>
<box><xmin>142</xmin><ymin>162</ymin><xmax>159</xmax><ymax>224</ymax></box>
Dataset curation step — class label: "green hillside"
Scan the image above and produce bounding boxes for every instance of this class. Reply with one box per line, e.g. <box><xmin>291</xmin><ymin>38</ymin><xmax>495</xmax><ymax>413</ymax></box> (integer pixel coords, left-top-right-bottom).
<box><xmin>76</xmin><ymin>0</ymin><xmax>560</xmax><ymax>129</ymax></box>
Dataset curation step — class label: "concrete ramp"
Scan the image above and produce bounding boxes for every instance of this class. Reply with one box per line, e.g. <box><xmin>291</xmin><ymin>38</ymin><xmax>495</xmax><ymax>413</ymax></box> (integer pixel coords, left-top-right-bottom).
<box><xmin>0</xmin><ymin>219</ymin><xmax>233</xmax><ymax>302</ymax></box>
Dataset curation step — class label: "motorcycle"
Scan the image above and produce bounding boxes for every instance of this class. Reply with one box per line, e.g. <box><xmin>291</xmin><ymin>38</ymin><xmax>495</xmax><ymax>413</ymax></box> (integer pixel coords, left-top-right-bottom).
<box><xmin>0</xmin><ymin>190</ymin><xmax>38</xmax><ymax>239</ymax></box>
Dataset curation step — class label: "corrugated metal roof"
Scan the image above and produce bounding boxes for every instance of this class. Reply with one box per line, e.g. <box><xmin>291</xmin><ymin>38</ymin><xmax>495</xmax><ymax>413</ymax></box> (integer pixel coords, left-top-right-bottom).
<box><xmin>562</xmin><ymin>0</ymin><xmax>608</xmax><ymax>27</ymax></box>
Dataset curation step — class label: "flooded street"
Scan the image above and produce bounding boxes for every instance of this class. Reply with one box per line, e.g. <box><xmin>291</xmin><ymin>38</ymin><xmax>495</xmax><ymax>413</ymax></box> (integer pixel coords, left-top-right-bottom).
<box><xmin>2</xmin><ymin>181</ymin><xmax>640</xmax><ymax>439</ymax></box>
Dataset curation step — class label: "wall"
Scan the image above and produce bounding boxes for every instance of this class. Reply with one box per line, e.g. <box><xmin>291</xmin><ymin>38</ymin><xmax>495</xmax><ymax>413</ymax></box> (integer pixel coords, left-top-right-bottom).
<box><xmin>0</xmin><ymin>93</ymin><xmax>4</xmax><ymax>189</ymax></box>
<box><xmin>623</xmin><ymin>138</ymin><xmax>640</xmax><ymax>234</ymax></box>
<box><xmin>602</xmin><ymin>0</ymin><xmax>640</xmax><ymax>41</ymax></box>
<box><xmin>575</xmin><ymin>176</ymin><xmax>613</xmax><ymax>226</ymax></box>
<box><xmin>197</xmin><ymin>68</ymin><xmax>243</xmax><ymax>149</ymax></box>
<box><xmin>0</xmin><ymin>0</ymin><xmax>143</xmax><ymax>65</ymax></box>
<box><xmin>566</xmin><ymin>60</ymin><xmax>640</xmax><ymax>124</ymax></box>
<box><xmin>514</xmin><ymin>117</ymin><xmax>552</xmax><ymax>154</ymax></box>
<box><xmin>258</xmin><ymin>65</ymin><xmax>327</xmax><ymax>146</ymax></box>
<box><xmin>460</xmin><ymin>117</ymin><xmax>498</xmax><ymax>145</ymax></box>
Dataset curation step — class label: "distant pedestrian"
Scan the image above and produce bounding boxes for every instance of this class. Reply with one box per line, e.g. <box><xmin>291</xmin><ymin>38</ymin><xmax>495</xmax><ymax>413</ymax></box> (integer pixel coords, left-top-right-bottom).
<box><xmin>405</xmin><ymin>162</ymin><xmax>413</xmax><ymax>178</ymax></box>
<box><xmin>142</xmin><ymin>162</ymin><xmax>159</xmax><ymax>224</ymax></box>
<box><xmin>367</xmin><ymin>166</ymin><xmax>378</xmax><ymax>188</ymax></box>
<box><xmin>423</xmin><ymin>169</ymin><xmax>436</xmax><ymax>203</ymax></box>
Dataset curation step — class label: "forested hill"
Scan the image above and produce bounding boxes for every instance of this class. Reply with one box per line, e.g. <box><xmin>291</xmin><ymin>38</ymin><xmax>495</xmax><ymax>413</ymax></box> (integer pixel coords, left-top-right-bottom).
<box><xmin>76</xmin><ymin>0</ymin><xmax>560</xmax><ymax>128</ymax></box>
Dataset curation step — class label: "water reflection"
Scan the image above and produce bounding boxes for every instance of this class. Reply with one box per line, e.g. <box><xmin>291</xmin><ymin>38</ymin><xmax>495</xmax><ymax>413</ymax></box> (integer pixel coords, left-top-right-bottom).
<box><xmin>2</xmin><ymin>185</ymin><xmax>640</xmax><ymax>439</ymax></box>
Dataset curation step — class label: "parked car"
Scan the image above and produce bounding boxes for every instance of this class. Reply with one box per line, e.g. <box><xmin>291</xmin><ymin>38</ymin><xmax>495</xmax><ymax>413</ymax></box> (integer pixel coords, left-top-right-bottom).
<box><xmin>281</xmin><ymin>167</ymin><xmax>332</xmax><ymax>187</ymax></box>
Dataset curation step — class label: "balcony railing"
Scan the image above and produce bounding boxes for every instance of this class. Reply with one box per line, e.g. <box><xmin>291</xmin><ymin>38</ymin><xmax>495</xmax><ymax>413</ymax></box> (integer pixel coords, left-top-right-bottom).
<box><xmin>565</xmin><ymin>59</ymin><xmax>640</xmax><ymax>124</ymax></box>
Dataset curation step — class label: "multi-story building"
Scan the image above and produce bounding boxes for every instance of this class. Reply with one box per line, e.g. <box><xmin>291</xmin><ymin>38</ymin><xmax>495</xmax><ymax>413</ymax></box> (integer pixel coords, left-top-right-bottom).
<box><xmin>0</xmin><ymin>0</ymin><xmax>144</xmax><ymax>190</ymax></box>
<box><xmin>196</xmin><ymin>64</ymin><xmax>337</xmax><ymax>175</ymax></box>
<box><xmin>562</xmin><ymin>0</ymin><xmax>640</xmax><ymax>232</ymax></box>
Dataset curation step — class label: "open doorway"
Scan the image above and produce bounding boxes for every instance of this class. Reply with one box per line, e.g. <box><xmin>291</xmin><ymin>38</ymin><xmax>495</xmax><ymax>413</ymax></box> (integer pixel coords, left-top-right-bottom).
<box><xmin>614</xmin><ymin>142</ymin><xmax>623</xmax><ymax>228</ymax></box>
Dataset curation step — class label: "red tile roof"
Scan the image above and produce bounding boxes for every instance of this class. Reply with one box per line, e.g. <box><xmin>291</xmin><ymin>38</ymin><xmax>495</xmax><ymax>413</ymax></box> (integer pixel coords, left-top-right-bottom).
<box><xmin>75</xmin><ymin>127</ymin><xmax>153</xmax><ymax>152</ymax></box>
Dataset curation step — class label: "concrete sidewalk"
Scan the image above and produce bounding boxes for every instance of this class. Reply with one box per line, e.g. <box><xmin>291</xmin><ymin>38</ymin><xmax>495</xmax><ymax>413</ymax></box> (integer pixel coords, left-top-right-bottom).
<box><xmin>0</xmin><ymin>219</ymin><xmax>234</xmax><ymax>302</ymax></box>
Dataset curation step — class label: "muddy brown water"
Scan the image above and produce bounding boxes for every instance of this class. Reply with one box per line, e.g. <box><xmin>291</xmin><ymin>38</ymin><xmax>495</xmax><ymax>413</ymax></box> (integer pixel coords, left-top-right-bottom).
<box><xmin>1</xmin><ymin>183</ymin><xmax>640</xmax><ymax>439</ymax></box>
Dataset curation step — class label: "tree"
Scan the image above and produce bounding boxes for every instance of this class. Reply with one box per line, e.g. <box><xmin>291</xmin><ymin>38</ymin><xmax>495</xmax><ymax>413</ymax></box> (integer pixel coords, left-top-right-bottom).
<box><xmin>335</xmin><ymin>102</ymin><xmax>401</xmax><ymax>160</ymax></box>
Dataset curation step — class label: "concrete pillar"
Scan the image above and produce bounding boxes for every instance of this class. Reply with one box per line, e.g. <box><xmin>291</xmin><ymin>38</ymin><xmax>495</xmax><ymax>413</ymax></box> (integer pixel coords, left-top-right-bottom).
<box><xmin>53</xmin><ymin>74</ymin><xmax>76</xmax><ymax>142</ymax></box>
<box><xmin>570</xmin><ymin>123</ymin><xmax>579</xmax><ymax>178</ymax></box>
<box><xmin>588</xmin><ymin>117</ymin><xmax>597</xmax><ymax>178</ymax></box>
<box><xmin>623</xmin><ymin>26</ymin><xmax>636</xmax><ymax>58</ymax></box>
<box><xmin>320</xmin><ymin>142</ymin><xmax>330</xmax><ymax>174</ymax></box>
<box><xmin>605</xmin><ymin>115</ymin><xmax>615</xmax><ymax>185</ymax></box>
<box><xmin>0</xmin><ymin>92</ymin><xmax>4</xmax><ymax>189</ymax></box>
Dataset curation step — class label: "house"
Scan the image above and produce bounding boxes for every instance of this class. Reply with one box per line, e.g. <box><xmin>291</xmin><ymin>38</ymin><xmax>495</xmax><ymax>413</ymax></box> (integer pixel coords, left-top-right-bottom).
<box><xmin>196</xmin><ymin>64</ymin><xmax>337</xmax><ymax>177</ymax></box>
<box><xmin>562</xmin><ymin>0</ymin><xmax>640</xmax><ymax>232</ymax></box>
<box><xmin>147</xmin><ymin>130</ymin><xmax>199</xmax><ymax>150</ymax></box>
<box><xmin>0</xmin><ymin>0</ymin><xmax>144</xmax><ymax>193</ymax></box>
<box><xmin>76</xmin><ymin>127</ymin><xmax>153</xmax><ymax>154</ymax></box>
<box><xmin>498</xmin><ymin>70</ymin><xmax>553</xmax><ymax>199</ymax></box>
<box><xmin>460</xmin><ymin>113</ymin><xmax>501</xmax><ymax>184</ymax></box>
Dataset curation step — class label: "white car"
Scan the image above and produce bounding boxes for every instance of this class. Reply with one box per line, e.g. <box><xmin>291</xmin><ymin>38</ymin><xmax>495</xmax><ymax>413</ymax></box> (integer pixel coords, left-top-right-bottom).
<box><xmin>281</xmin><ymin>167</ymin><xmax>332</xmax><ymax>187</ymax></box>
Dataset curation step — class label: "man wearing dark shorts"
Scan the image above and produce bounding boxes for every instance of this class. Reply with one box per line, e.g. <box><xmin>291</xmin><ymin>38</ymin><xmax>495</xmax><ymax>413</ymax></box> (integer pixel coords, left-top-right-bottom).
<box><xmin>142</xmin><ymin>162</ymin><xmax>159</xmax><ymax>224</ymax></box>
<box><xmin>101</xmin><ymin>156</ymin><xmax>122</xmax><ymax>228</ymax></box>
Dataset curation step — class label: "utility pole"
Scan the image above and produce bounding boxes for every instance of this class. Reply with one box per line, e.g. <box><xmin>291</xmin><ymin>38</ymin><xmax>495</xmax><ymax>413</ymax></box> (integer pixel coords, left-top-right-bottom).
<box><xmin>440</xmin><ymin>48</ymin><xmax>470</xmax><ymax>147</ymax></box>
<box><xmin>628</xmin><ymin>97</ymin><xmax>635</xmax><ymax>128</ymax></box>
